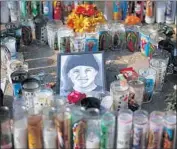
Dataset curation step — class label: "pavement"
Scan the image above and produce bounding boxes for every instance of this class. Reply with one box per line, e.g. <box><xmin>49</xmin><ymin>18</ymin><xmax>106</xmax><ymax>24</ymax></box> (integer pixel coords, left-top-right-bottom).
<box><xmin>2</xmin><ymin>41</ymin><xmax>177</xmax><ymax>113</ymax></box>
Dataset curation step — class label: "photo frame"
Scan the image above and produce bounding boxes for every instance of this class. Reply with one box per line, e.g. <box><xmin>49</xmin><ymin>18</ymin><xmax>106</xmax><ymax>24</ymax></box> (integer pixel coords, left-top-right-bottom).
<box><xmin>56</xmin><ymin>52</ymin><xmax>105</xmax><ymax>97</ymax></box>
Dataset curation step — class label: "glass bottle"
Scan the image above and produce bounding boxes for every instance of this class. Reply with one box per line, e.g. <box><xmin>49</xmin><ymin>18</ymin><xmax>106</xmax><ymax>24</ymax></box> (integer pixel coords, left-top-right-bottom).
<box><xmin>86</xmin><ymin>108</ymin><xmax>100</xmax><ymax>149</ymax></box>
<box><xmin>28</xmin><ymin>108</ymin><xmax>43</xmax><ymax>149</ymax></box>
<box><xmin>0</xmin><ymin>106</ymin><xmax>12</xmax><ymax>149</ymax></box>
<box><xmin>58</xmin><ymin>25</ymin><xmax>74</xmax><ymax>53</ymax></box>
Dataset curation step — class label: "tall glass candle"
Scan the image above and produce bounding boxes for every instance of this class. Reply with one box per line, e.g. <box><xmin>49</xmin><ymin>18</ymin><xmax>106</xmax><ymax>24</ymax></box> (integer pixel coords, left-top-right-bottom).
<box><xmin>147</xmin><ymin>111</ymin><xmax>164</xmax><ymax>149</ymax></box>
<box><xmin>162</xmin><ymin>111</ymin><xmax>176</xmax><ymax>149</ymax></box>
<box><xmin>8</xmin><ymin>1</ymin><xmax>19</xmax><ymax>22</ymax></box>
<box><xmin>117</xmin><ymin>109</ymin><xmax>133</xmax><ymax>149</ymax></box>
<box><xmin>128</xmin><ymin>79</ymin><xmax>145</xmax><ymax>111</ymax></box>
<box><xmin>165</xmin><ymin>1</ymin><xmax>176</xmax><ymax>24</ymax></box>
<box><xmin>133</xmin><ymin>110</ymin><xmax>149</xmax><ymax>149</ymax></box>
<box><xmin>28</xmin><ymin>108</ymin><xmax>43</xmax><ymax>149</ymax></box>
<box><xmin>86</xmin><ymin>108</ymin><xmax>100</xmax><ymax>149</ymax></box>
<box><xmin>13</xmin><ymin>103</ymin><xmax>27</xmax><ymax>149</ymax></box>
<box><xmin>138</xmin><ymin>68</ymin><xmax>156</xmax><ymax>103</ymax></box>
<box><xmin>0</xmin><ymin>1</ymin><xmax>10</xmax><ymax>23</ymax></box>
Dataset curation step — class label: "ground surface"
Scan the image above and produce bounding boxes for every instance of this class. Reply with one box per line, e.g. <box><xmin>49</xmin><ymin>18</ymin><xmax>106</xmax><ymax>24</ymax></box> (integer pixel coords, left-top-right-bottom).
<box><xmin>1</xmin><ymin>41</ymin><xmax>177</xmax><ymax>113</ymax></box>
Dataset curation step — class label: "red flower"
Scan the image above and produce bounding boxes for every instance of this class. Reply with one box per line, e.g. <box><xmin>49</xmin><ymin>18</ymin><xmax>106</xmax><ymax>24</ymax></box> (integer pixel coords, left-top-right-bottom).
<box><xmin>75</xmin><ymin>6</ymin><xmax>86</xmax><ymax>15</ymax></box>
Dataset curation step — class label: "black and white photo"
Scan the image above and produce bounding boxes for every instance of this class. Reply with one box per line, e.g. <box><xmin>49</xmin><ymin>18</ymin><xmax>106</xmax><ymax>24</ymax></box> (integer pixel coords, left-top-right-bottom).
<box><xmin>57</xmin><ymin>52</ymin><xmax>105</xmax><ymax>96</ymax></box>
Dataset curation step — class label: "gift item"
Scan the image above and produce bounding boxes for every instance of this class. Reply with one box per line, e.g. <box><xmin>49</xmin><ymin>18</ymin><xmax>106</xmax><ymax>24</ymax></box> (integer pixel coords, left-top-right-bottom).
<box><xmin>117</xmin><ymin>109</ymin><xmax>133</xmax><ymax>149</ymax></box>
<box><xmin>85</xmin><ymin>32</ymin><xmax>99</xmax><ymax>52</ymax></box>
<box><xmin>11</xmin><ymin>70</ymin><xmax>28</xmax><ymax>97</ymax></box>
<box><xmin>2</xmin><ymin>37</ymin><xmax>16</xmax><ymax>58</ymax></box>
<box><xmin>100</xmin><ymin>111</ymin><xmax>116</xmax><ymax>149</ymax></box>
<box><xmin>0</xmin><ymin>1</ymin><xmax>10</xmax><ymax>23</ymax></box>
<box><xmin>147</xmin><ymin>111</ymin><xmax>164</xmax><ymax>149</ymax></box>
<box><xmin>133</xmin><ymin>110</ymin><xmax>149</xmax><ymax>149</ymax></box>
<box><xmin>110</xmin><ymin>80</ymin><xmax>129</xmax><ymax>111</ymax></box>
<box><xmin>58</xmin><ymin>25</ymin><xmax>74</xmax><ymax>53</ymax></box>
<box><xmin>128</xmin><ymin>79</ymin><xmax>145</xmax><ymax>111</ymax></box>
<box><xmin>13</xmin><ymin>102</ymin><xmax>28</xmax><ymax>149</ymax></box>
<box><xmin>28</xmin><ymin>108</ymin><xmax>43</xmax><ymax>149</ymax></box>
<box><xmin>162</xmin><ymin>111</ymin><xmax>176</xmax><ymax>149</ymax></box>
<box><xmin>70</xmin><ymin>33</ymin><xmax>85</xmax><ymax>52</ymax></box>
<box><xmin>86</xmin><ymin>108</ymin><xmax>100</xmax><ymax>149</ymax></box>
<box><xmin>138</xmin><ymin>68</ymin><xmax>156</xmax><ymax>103</ymax></box>
<box><xmin>34</xmin><ymin>16</ymin><xmax>48</xmax><ymax>44</ymax></box>
<box><xmin>165</xmin><ymin>1</ymin><xmax>176</xmax><ymax>24</ymax></box>
<box><xmin>0</xmin><ymin>107</ymin><xmax>12</xmax><ymax>149</ymax></box>
<box><xmin>22</xmin><ymin>78</ymin><xmax>41</xmax><ymax>111</ymax></box>
<box><xmin>126</xmin><ymin>25</ymin><xmax>139</xmax><ymax>52</ymax></box>
<box><xmin>156</xmin><ymin>1</ymin><xmax>166</xmax><ymax>23</ymax></box>
<box><xmin>120</xmin><ymin>67</ymin><xmax>139</xmax><ymax>81</ymax></box>
<box><xmin>96</xmin><ymin>24</ymin><xmax>112</xmax><ymax>51</ymax></box>
<box><xmin>111</xmin><ymin>22</ymin><xmax>126</xmax><ymax>51</ymax></box>
<box><xmin>145</xmin><ymin>0</ymin><xmax>155</xmax><ymax>24</ymax></box>
<box><xmin>150</xmin><ymin>50</ymin><xmax>170</xmax><ymax>91</ymax></box>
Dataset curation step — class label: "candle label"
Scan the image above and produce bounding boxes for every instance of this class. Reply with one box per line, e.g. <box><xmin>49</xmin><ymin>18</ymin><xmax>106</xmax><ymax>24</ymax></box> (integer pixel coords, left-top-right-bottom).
<box><xmin>140</xmin><ymin>31</ymin><xmax>150</xmax><ymax>56</ymax></box>
<box><xmin>112</xmin><ymin>31</ymin><xmax>126</xmax><ymax>50</ymax></box>
<box><xmin>144</xmin><ymin>78</ymin><xmax>154</xmax><ymax>102</ymax></box>
<box><xmin>147</xmin><ymin>127</ymin><xmax>161</xmax><ymax>149</ymax></box>
<box><xmin>60</xmin><ymin>37</ymin><xmax>71</xmax><ymax>53</ymax></box>
<box><xmin>128</xmin><ymin>89</ymin><xmax>140</xmax><ymax>112</ymax></box>
<box><xmin>12</xmin><ymin>83</ymin><xmax>22</xmax><ymax>97</ymax></box>
<box><xmin>85</xmin><ymin>38</ymin><xmax>98</xmax><ymax>52</ymax></box>
<box><xmin>99</xmin><ymin>31</ymin><xmax>112</xmax><ymax>51</ymax></box>
<box><xmin>14</xmin><ymin>128</ymin><xmax>27</xmax><ymax>148</ymax></box>
<box><xmin>126</xmin><ymin>28</ymin><xmax>139</xmax><ymax>52</ymax></box>
<box><xmin>22</xmin><ymin>26</ymin><xmax>32</xmax><ymax>45</ymax></box>
<box><xmin>133</xmin><ymin>125</ymin><xmax>147</xmax><ymax>149</ymax></box>
<box><xmin>70</xmin><ymin>38</ymin><xmax>85</xmax><ymax>52</ymax></box>
<box><xmin>162</xmin><ymin>126</ymin><xmax>175</xmax><ymax>149</ymax></box>
<box><xmin>73</xmin><ymin>120</ymin><xmax>87</xmax><ymax>149</ymax></box>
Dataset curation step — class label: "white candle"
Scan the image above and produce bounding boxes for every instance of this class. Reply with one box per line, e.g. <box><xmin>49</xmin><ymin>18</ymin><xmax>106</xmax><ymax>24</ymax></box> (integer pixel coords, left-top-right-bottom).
<box><xmin>14</xmin><ymin>118</ymin><xmax>28</xmax><ymax>149</ymax></box>
<box><xmin>86</xmin><ymin>132</ymin><xmax>100</xmax><ymax>149</ymax></box>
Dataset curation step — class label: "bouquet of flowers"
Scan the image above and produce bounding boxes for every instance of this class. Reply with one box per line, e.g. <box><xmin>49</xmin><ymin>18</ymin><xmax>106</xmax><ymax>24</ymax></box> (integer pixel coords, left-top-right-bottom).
<box><xmin>66</xmin><ymin>4</ymin><xmax>106</xmax><ymax>33</ymax></box>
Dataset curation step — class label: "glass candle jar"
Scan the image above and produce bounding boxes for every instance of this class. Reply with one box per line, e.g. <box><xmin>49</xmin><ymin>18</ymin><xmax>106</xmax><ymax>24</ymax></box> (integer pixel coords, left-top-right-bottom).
<box><xmin>150</xmin><ymin>51</ymin><xmax>170</xmax><ymax>91</ymax></box>
<box><xmin>117</xmin><ymin>109</ymin><xmax>133</xmax><ymax>149</ymax></box>
<box><xmin>110</xmin><ymin>80</ymin><xmax>129</xmax><ymax>111</ymax></box>
<box><xmin>100</xmin><ymin>111</ymin><xmax>116</xmax><ymax>149</ymax></box>
<box><xmin>85</xmin><ymin>32</ymin><xmax>99</xmax><ymax>52</ymax></box>
<box><xmin>58</xmin><ymin>26</ymin><xmax>74</xmax><ymax>53</ymax></box>
<box><xmin>96</xmin><ymin>23</ymin><xmax>112</xmax><ymax>51</ymax></box>
<box><xmin>138</xmin><ymin>68</ymin><xmax>156</xmax><ymax>103</ymax></box>
<box><xmin>2</xmin><ymin>37</ymin><xmax>16</xmax><ymax>59</ymax></box>
<box><xmin>147</xmin><ymin>111</ymin><xmax>164</xmax><ymax>149</ymax></box>
<box><xmin>132</xmin><ymin>110</ymin><xmax>149</xmax><ymax>149</ymax></box>
<box><xmin>0</xmin><ymin>106</ymin><xmax>12</xmax><ymax>149</ymax></box>
<box><xmin>162</xmin><ymin>111</ymin><xmax>176</xmax><ymax>149</ymax></box>
<box><xmin>13</xmin><ymin>102</ymin><xmax>28</xmax><ymax>149</ymax></box>
<box><xmin>28</xmin><ymin>108</ymin><xmax>43</xmax><ymax>149</ymax></box>
<box><xmin>0</xmin><ymin>1</ymin><xmax>10</xmax><ymax>23</ymax></box>
<box><xmin>86</xmin><ymin>108</ymin><xmax>101</xmax><ymax>149</ymax></box>
<box><xmin>126</xmin><ymin>25</ymin><xmax>140</xmax><ymax>52</ymax></box>
<box><xmin>22</xmin><ymin>77</ymin><xmax>41</xmax><ymax>111</ymax></box>
<box><xmin>34</xmin><ymin>16</ymin><xmax>48</xmax><ymax>44</ymax></box>
<box><xmin>128</xmin><ymin>79</ymin><xmax>145</xmax><ymax>111</ymax></box>
<box><xmin>8</xmin><ymin>1</ymin><xmax>19</xmax><ymax>22</ymax></box>
<box><xmin>110</xmin><ymin>22</ymin><xmax>126</xmax><ymax>51</ymax></box>
<box><xmin>47</xmin><ymin>20</ymin><xmax>63</xmax><ymax>50</ymax></box>
<box><xmin>70</xmin><ymin>33</ymin><xmax>85</xmax><ymax>53</ymax></box>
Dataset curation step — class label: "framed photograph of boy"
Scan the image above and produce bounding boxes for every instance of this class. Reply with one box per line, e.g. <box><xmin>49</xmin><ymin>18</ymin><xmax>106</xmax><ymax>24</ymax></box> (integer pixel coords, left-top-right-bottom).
<box><xmin>57</xmin><ymin>52</ymin><xmax>105</xmax><ymax>97</ymax></box>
